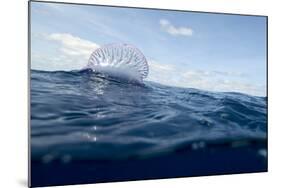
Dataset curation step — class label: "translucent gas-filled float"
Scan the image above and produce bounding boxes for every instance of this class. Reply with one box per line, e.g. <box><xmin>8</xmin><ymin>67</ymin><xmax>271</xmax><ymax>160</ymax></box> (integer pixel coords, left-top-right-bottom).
<box><xmin>87</xmin><ymin>43</ymin><xmax>149</xmax><ymax>83</ymax></box>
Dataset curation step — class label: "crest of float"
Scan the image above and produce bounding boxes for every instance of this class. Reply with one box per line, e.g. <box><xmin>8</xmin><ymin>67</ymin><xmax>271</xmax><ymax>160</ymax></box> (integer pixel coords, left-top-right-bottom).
<box><xmin>87</xmin><ymin>43</ymin><xmax>149</xmax><ymax>82</ymax></box>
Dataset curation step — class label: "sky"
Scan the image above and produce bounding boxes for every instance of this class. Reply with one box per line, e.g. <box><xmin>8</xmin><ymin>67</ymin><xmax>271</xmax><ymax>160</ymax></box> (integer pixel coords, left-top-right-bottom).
<box><xmin>30</xmin><ymin>2</ymin><xmax>267</xmax><ymax>96</ymax></box>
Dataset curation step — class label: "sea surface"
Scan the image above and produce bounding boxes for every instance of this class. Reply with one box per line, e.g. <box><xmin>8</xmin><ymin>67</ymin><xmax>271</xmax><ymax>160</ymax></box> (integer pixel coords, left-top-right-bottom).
<box><xmin>30</xmin><ymin>69</ymin><xmax>267</xmax><ymax>187</ymax></box>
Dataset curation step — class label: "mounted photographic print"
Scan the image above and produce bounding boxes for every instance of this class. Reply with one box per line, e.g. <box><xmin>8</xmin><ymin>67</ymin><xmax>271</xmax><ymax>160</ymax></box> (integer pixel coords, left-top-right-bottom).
<box><xmin>29</xmin><ymin>1</ymin><xmax>268</xmax><ymax>187</ymax></box>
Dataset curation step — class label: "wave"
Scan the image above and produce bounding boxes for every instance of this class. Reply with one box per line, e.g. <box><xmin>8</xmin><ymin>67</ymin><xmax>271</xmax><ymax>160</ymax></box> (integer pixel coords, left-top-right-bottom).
<box><xmin>30</xmin><ymin>69</ymin><xmax>267</xmax><ymax>162</ymax></box>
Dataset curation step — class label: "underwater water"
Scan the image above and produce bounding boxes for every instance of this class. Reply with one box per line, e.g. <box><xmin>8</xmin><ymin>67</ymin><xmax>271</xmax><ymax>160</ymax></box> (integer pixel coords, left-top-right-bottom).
<box><xmin>30</xmin><ymin>69</ymin><xmax>267</xmax><ymax>187</ymax></box>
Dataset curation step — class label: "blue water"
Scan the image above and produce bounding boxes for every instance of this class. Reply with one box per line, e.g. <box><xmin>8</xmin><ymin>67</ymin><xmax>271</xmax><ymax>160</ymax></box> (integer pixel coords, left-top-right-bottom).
<box><xmin>30</xmin><ymin>69</ymin><xmax>267</xmax><ymax>186</ymax></box>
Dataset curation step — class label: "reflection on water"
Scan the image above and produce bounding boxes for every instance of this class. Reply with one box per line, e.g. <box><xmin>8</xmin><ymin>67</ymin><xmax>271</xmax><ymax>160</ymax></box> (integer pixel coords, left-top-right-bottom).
<box><xmin>31</xmin><ymin>69</ymin><xmax>267</xmax><ymax>162</ymax></box>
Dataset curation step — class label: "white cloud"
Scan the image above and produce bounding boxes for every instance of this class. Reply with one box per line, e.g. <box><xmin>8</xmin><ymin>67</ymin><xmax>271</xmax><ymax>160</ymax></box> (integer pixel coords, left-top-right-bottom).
<box><xmin>147</xmin><ymin>60</ymin><xmax>265</xmax><ymax>96</ymax></box>
<box><xmin>47</xmin><ymin>33</ymin><xmax>99</xmax><ymax>59</ymax></box>
<box><xmin>148</xmin><ymin>60</ymin><xmax>177</xmax><ymax>86</ymax></box>
<box><xmin>160</xmin><ymin>19</ymin><xmax>193</xmax><ymax>36</ymax></box>
<box><xmin>32</xmin><ymin>33</ymin><xmax>99</xmax><ymax>71</ymax></box>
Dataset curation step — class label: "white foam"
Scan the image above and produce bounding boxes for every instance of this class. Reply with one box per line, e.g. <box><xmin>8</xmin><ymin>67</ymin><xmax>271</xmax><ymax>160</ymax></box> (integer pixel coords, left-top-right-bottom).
<box><xmin>94</xmin><ymin>65</ymin><xmax>143</xmax><ymax>83</ymax></box>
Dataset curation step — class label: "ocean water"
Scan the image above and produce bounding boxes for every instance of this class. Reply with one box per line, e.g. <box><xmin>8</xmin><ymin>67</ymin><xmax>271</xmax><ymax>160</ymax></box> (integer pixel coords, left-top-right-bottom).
<box><xmin>30</xmin><ymin>69</ymin><xmax>267</xmax><ymax>187</ymax></box>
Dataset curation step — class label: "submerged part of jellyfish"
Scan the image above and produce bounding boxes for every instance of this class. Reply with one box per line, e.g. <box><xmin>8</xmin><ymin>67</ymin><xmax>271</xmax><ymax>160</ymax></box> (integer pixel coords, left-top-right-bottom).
<box><xmin>87</xmin><ymin>43</ymin><xmax>149</xmax><ymax>82</ymax></box>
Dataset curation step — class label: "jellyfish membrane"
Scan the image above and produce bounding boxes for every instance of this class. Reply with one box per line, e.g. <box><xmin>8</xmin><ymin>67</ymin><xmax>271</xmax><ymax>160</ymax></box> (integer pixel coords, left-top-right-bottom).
<box><xmin>87</xmin><ymin>43</ymin><xmax>149</xmax><ymax>82</ymax></box>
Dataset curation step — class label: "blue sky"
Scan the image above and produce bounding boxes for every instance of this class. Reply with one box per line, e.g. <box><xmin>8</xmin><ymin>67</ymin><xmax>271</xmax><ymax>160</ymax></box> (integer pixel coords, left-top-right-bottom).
<box><xmin>30</xmin><ymin>2</ymin><xmax>267</xmax><ymax>96</ymax></box>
